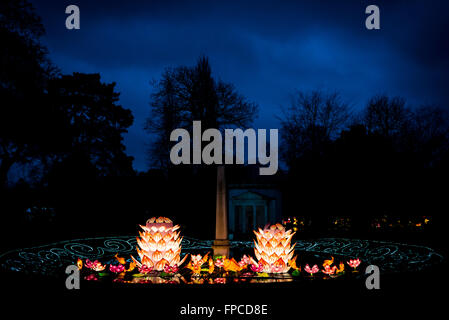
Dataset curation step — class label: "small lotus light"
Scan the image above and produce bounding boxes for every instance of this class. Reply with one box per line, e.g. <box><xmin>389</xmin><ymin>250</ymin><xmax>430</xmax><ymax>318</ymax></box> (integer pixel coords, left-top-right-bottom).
<box><xmin>347</xmin><ymin>258</ymin><xmax>361</xmax><ymax>270</ymax></box>
<box><xmin>238</xmin><ymin>255</ymin><xmax>251</xmax><ymax>268</ymax></box>
<box><xmin>214</xmin><ymin>258</ymin><xmax>224</xmax><ymax>268</ymax></box>
<box><xmin>304</xmin><ymin>264</ymin><xmax>319</xmax><ymax>276</ymax></box>
<box><xmin>164</xmin><ymin>264</ymin><xmax>179</xmax><ymax>274</ymax></box>
<box><xmin>250</xmin><ymin>263</ymin><xmax>263</xmax><ymax>272</ymax></box>
<box><xmin>109</xmin><ymin>264</ymin><xmax>125</xmax><ymax>273</ymax></box>
<box><xmin>138</xmin><ymin>264</ymin><xmax>153</xmax><ymax>274</ymax></box>
<box><xmin>186</xmin><ymin>253</ymin><xmax>209</xmax><ymax>275</ymax></box>
<box><xmin>85</xmin><ymin>259</ymin><xmax>106</xmax><ymax>271</ymax></box>
<box><xmin>322</xmin><ymin>264</ymin><xmax>337</xmax><ymax>275</ymax></box>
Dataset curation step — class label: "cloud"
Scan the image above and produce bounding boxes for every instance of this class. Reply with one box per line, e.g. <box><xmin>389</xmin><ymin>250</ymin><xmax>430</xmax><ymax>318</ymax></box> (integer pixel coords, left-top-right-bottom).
<box><xmin>32</xmin><ymin>0</ymin><xmax>449</xmax><ymax>171</ymax></box>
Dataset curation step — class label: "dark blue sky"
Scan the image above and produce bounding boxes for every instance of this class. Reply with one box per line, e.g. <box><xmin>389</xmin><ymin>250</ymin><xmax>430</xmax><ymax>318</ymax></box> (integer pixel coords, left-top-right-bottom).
<box><xmin>32</xmin><ymin>0</ymin><xmax>449</xmax><ymax>172</ymax></box>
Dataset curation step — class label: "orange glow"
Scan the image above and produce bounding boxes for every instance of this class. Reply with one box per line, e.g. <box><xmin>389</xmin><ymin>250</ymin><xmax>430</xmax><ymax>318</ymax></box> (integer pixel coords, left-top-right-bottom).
<box><xmin>288</xmin><ymin>255</ymin><xmax>300</xmax><ymax>270</ymax></box>
<box><xmin>77</xmin><ymin>258</ymin><xmax>83</xmax><ymax>270</ymax></box>
<box><xmin>323</xmin><ymin>256</ymin><xmax>334</xmax><ymax>268</ymax></box>
<box><xmin>126</xmin><ymin>261</ymin><xmax>137</xmax><ymax>272</ymax></box>
<box><xmin>186</xmin><ymin>253</ymin><xmax>209</xmax><ymax>275</ymax></box>
<box><xmin>223</xmin><ymin>257</ymin><xmax>243</xmax><ymax>272</ymax></box>
<box><xmin>336</xmin><ymin>262</ymin><xmax>345</xmax><ymax>274</ymax></box>
<box><xmin>208</xmin><ymin>257</ymin><xmax>215</xmax><ymax>274</ymax></box>
<box><xmin>115</xmin><ymin>253</ymin><xmax>126</xmax><ymax>265</ymax></box>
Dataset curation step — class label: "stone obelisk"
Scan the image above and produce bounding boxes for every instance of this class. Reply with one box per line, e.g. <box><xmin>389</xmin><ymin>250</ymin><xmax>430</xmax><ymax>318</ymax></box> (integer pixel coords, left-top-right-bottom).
<box><xmin>212</xmin><ymin>165</ymin><xmax>230</xmax><ymax>256</ymax></box>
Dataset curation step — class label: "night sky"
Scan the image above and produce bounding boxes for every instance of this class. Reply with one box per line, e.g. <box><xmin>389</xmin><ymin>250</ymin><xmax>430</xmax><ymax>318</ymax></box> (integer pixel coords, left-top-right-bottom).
<box><xmin>31</xmin><ymin>0</ymin><xmax>449</xmax><ymax>172</ymax></box>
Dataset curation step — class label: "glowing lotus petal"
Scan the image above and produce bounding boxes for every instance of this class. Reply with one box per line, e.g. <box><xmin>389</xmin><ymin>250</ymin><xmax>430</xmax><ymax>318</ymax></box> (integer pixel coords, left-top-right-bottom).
<box><xmin>84</xmin><ymin>259</ymin><xmax>93</xmax><ymax>269</ymax></box>
<box><xmin>135</xmin><ymin>217</ymin><xmax>185</xmax><ymax>271</ymax></box>
<box><xmin>253</xmin><ymin>223</ymin><xmax>296</xmax><ymax>273</ymax></box>
<box><xmin>155</xmin><ymin>258</ymin><xmax>169</xmax><ymax>270</ymax></box>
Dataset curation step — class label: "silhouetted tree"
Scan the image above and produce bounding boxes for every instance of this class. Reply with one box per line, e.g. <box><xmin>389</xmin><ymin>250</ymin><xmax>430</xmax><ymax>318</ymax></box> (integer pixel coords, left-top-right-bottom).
<box><xmin>363</xmin><ymin>95</ymin><xmax>411</xmax><ymax>139</ymax></box>
<box><xmin>47</xmin><ymin>73</ymin><xmax>135</xmax><ymax>178</ymax></box>
<box><xmin>145</xmin><ymin>56</ymin><xmax>258</xmax><ymax>169</ymax></box>
<box><xmin>145</xmin><ymin>69</ymin><xmax>183</xmax><ymax>170</ymax></box>
<box><xmin>279</xmin><ymin>90</ymin><xmax>351</xmax><ymax>168</ymax></box>
<box><xmin>0</xmin><ymin>0</ymin><xmax>57</xmax><ymax>187</ymax></box>
<box><xmin>408</xmin><ymin>105</ymin><xmax>449</xmax><ymax>168</ymax></box>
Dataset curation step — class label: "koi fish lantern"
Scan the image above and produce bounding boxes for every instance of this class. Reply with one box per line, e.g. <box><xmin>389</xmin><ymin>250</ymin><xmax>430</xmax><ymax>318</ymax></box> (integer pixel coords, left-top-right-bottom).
<box><xmin>133</xmin><ymin>217</ymin><xmax>188</xmax><ymax>271</ymax></box>
<box><xmin>253</xmin><ymin>223</ymin><xmax>296</xmax><ymax>273</ymax></box>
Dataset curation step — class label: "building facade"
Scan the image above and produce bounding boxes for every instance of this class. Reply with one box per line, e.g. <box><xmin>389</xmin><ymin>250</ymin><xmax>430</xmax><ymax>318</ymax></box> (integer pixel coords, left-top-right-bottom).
<box><xmin>228</xmin><ymin>184</ymin><xmax>282</xmax><ymax>239</ymax></box>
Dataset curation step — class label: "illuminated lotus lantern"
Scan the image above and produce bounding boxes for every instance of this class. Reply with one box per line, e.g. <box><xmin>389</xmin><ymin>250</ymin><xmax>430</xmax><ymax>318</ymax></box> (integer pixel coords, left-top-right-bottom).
<box><xmin>253</xmin><ymin>223</ymin><xmax>296</xmax><ymax>273</ymax></box>
<box><xmin>133</xmin><ymin>217</ymin><xmax>188</xmax><ymax>271</ymax></box>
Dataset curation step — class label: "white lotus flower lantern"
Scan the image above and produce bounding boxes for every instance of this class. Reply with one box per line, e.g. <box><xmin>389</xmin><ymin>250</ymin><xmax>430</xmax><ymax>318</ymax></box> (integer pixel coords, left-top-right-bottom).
<box><xmin>133</xmin><ymin>217</ymin><xmax>188</xmax><ymax>271</ymax></box>
<box><xmin>253</xmin><ymin>223</ymin><xmax>296</xmax><ymax>273</ymax></box>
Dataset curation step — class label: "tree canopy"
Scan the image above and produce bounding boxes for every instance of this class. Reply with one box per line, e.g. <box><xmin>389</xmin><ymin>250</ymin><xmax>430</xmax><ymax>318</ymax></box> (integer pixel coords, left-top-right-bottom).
<box><xmin>0</xmin><ymin>0</ymin><xmax>56</xmax><ymax>187</ymax></box>
<box><xmin>145</xmin><ymin>56</ymin><xmax>258</xmax><ymax>169</ymax></box>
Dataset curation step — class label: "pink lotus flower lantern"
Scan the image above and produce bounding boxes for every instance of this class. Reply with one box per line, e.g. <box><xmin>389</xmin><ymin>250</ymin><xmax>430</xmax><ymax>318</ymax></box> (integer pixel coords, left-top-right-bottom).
<box><xmin>304</xmin><ymin>264</ymin><xmax>319</xmax><ymax>276</ymax></box>
<box><xmin>347</xmin><ymin>258</ymin><xmax>361</xmax><ymax>270</ymax></box>
<box><xmin>238</xmin><ymin>255</ymin><xmax>251</xmax><ymax>267</ymax></box>
<box><xmin>138</xmin><ymin>265</ymin><xmax>153</xmax><ymax>274</ymax></box>
<box><xmin>85</xmin><ymin>259</ymin><xmax>106</xmax><ymax>271</ymax></box>
<box><xmin>214</xmin><ymin>258</ymin><xmax>224</xmax><ymax>268</ymax></box>
<box><xmin>250</xmin><ymin>263</ymin><xmax>263</xmax><ymax>272</ymax></box>
<box><xmin>164</xmin><ymin>264</ymin><xmax>179</xmax><ymax>274</ymax></box>
<box><xmin>109</xmin><ymin>264</ymin><xmax>125</xmax><ymax>273</ymax></box>
<box><xmin>322</xmin><ymin>265</ymin><xmax>337</xmax><ymax>275</ymax></box>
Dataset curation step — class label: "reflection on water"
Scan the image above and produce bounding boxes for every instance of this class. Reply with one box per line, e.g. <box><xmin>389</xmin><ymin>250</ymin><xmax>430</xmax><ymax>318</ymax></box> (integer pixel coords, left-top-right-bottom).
<box><xmin>85</xmin><ymin>272</ymin><xmax>296</xmax><ymax>285</ymax></box>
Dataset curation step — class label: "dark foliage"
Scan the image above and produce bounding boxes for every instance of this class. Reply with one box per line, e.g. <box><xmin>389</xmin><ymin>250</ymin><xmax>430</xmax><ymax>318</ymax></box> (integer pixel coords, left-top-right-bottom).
<box><xmin>145</xmin><ymin>56</ymin><xmax>258</xmax><ymax>169</ymax></box>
